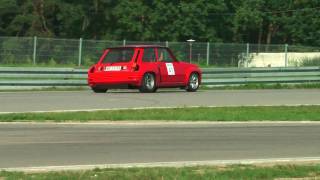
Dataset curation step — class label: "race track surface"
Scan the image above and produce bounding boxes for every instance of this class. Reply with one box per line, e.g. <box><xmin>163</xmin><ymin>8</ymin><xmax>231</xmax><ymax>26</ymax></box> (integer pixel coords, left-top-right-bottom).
<box><xmin>0</xmin><ymin>122</ymin><xmax>319</xmax><ymax>169</ymax></box>
<box><xmin>1</xmin><ymin>89</ymin><xmax>320</xmax><ymax>113</ymax></box>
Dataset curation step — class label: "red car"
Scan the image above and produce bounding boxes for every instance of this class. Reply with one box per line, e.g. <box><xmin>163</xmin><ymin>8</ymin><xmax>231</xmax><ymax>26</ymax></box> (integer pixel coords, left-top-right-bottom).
<box><xmin>88</xmin><ymin>45</ymin><xmax>201</xmax><ymax>93</ymax></box>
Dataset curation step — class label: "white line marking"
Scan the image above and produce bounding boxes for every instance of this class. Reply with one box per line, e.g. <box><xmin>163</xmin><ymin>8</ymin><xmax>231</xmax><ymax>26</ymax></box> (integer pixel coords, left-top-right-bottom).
<box><xmin>3</xmin><ymin>157</ymin><xmax>320</xmax><ymax>172</ymax></box>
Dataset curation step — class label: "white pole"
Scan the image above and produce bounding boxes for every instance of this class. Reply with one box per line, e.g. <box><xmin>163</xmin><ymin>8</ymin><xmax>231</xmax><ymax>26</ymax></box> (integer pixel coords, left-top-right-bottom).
<box><xmin>78</xmin><ymin>38</ymin><xmax>83</xmax><ymax>67</ymax></box>
<box><xmin>285</xmin><ymin>44</ymin><xmax>288</xmax><ymax>67</ymax></box>
<box><xmin>206</xmin><ymin>42</ymin><xmax>210</xmax><ymax>66</ymax></box>
<box><xmin>187</xmin><ymin>39</ymin><xmax>195</xmax><ymax>63</ymax></box>
<box><xmin>246</xmin><ymin>43</ymin><xmax>250</xmax><ymax>67</ymax></box>
<box><xmin>33</xmin><ymin>36</ymin><xmax>37</xmax><ymax>65</ymax></box>
<box><xmin>189</xmin><ymin>43</ymin><xmax>192</xmax><ymax>63</ymax></box>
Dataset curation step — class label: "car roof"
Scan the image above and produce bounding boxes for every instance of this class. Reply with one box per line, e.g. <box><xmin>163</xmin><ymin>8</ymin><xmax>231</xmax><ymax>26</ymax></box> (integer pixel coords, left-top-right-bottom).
<box><xmin>108</xmin><ymin>45</ymin><xmax>166</xmax><ymax>49</ymax></box>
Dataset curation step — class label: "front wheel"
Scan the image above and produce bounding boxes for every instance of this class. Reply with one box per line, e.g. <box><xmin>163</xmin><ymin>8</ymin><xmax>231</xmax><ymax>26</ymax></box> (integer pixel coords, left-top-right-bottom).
<box><xmin>186</xmin><ymin>73</ymin><xmax>199</xmax><ymax>92</ymax></box>
<box><xmin>139</xmin><ymin>73</ymin><xmax>157</xmax><ymax>93</ymax></box>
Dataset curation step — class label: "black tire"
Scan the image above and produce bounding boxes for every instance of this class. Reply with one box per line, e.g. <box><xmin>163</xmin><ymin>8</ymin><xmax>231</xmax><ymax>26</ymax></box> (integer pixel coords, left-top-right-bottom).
<box><xmin>92</xmin><ymin>87</ymin><xmax>108</xmax><ymax>93</ymax></box>
<box><xmin>139</xmin><ymin>73</ymin><xmax>157</xmax><ymax>93</ymax></box>
<box><xmin>186</xmin><ymin>72</ymin><xmax>199</xmax><ymax>92</ymax></box>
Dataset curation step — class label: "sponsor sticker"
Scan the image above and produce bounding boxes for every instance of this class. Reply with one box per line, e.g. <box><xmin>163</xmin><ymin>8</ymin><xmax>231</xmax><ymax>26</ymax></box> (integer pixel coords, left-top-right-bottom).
<box><xmin>165</xmin><ymin>63</ymin><xmax>175</xmax><ymax>75</ymax></box>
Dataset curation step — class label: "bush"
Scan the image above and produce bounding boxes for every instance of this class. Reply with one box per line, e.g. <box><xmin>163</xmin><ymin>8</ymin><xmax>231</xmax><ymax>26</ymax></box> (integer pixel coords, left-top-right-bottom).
<box><xmin>47</xmin><ymin>58</ymin><xmax>57</xmax><ymax>66</ymax></box>
<box><xmin>83</xmin><ymin>56</ymin><xmax>96</xmax><ymax>66</ymax></box>
<box><xmin>299</xmin><ymin>56</ymin><xmax>320</xmax><ymax>66</ymax></box>
<box><xmin>2</xmin><ymin>53</ymin><xmax>15</xmax><ymax>64</ymax></box>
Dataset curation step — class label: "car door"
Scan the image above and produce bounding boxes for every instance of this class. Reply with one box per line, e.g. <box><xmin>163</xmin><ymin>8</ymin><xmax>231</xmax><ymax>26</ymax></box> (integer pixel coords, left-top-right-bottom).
<box><xmin>156</xmin><ymin>48</ymin><xmax>184</xmax><ymax>84</ymax></box>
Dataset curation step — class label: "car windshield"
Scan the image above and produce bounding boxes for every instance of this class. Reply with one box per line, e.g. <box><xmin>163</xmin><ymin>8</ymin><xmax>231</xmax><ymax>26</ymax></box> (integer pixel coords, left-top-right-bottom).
<box><xmin>102</xmin><ymin>48</ymin><xmax>134</xmax><ymax>63</ymax></box>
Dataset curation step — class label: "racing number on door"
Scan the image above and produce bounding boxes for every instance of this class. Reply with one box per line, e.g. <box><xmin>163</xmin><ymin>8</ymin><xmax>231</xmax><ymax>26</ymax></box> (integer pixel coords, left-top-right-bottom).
<box><xmin>165</xmin><ymin>63</ymin><xmax>175</xmax><ymax>75</ymax></box>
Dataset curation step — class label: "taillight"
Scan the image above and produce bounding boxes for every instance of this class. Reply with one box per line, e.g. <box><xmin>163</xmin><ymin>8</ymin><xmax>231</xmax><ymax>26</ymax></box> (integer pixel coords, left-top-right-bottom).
<box><xmin>89</xmin><ymin>66</ymin><xmax>95</xmax><ymax>73</ymax></box>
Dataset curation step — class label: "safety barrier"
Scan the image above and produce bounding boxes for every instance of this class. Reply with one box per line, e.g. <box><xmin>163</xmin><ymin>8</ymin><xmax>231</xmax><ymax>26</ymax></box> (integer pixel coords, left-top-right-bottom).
<box><xmin>202</xmin><ymin>66</ymin><xmax>320</xmax><ymax>85</ymax></box>
<box><xmin>0</xmin><ymin>67</ymin><xmax>319</xmax><ymax>89</ymax></box>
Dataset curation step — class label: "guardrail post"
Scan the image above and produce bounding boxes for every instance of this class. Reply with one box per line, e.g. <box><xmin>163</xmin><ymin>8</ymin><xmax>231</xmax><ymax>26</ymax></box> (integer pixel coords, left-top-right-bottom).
<box><xmin>206</xmin><ymin>42</ymin><xmax>210</xmax><ymax>66</ymax></box>
<box><xmin>33</xmin><ymin>36</ymin><xmax>37</xmax><ymax>65</ymax></box>
<box><xmin>166</xmin><ymin>41</ymin><xmax>169</xmax><ymax>47</ymax></box>
<box><xmin>123</xmin><ymin>39</ymin><xmax>126</xmax><ymax>46</ymax></box>
<box><xmin>285</xmin><ymin>44</ymin><xmax>288</xmax><ymax>67</ymax></box>
<box><xmin>78</xmin><ymin>38</ymin><xmax>83</xmax><ymax>67</ymax></box>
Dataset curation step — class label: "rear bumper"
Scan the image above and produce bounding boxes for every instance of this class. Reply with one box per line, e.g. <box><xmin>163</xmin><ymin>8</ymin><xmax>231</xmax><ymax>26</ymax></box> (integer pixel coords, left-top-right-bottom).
<box><xmin>88</xmin><ymin>75</ymin><xmax>141</xmax><ymax>88</ymax></box>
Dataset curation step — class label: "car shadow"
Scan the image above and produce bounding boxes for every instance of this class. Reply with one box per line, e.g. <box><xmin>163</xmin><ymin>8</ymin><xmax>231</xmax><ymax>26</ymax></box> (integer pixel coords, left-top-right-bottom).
<box><xmin>99</xmin><ymin>89</ymin><xmax>198</xmax><ymax>94</ymax></box>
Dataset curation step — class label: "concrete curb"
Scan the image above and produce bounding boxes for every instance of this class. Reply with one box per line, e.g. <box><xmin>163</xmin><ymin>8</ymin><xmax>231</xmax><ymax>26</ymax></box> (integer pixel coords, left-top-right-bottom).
<box><xmin>3</xmin><ymin>157</ymin><xmax>320</xmax><ymax>172</ymax></box>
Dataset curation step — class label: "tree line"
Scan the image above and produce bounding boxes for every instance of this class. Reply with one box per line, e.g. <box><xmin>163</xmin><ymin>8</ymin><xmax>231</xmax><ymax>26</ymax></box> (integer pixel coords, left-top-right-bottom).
<box><xmin>0</xmin><ymin>0</ymin><xmax>319</xmax><ymax>46</ymax></box>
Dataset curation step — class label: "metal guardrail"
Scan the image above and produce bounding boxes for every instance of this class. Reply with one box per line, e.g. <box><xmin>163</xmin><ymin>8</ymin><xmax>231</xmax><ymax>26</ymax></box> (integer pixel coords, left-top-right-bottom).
<box><xmin>0</xmin><ymin>67</ymin><xmax>319</xmax><ymax>88</ymax></box>
<box><xmin>202</xmin><ymin>66</ymin><xmax>320</xmax><ymax>85</ymax></box>
<box><xmin>0</xmin><ymin>67</ymin><xmax>86</xmax><ymax>87</ymax></box>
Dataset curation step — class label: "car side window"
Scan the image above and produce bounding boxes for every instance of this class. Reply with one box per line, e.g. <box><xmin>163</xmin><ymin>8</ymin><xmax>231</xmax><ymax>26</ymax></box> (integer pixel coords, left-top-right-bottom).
<box><xmin>158</xmin><ymin>48</ymin><xmax>174</xmax><ymax>62</ymax></box>
<box><xmin>142</xmin><ymin>48</ymin><xmax>156</xmax><ymax>62</ymax></box>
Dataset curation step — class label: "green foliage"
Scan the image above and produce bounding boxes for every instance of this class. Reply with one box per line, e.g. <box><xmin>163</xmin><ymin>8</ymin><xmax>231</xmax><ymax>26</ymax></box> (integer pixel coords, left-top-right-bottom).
<box><xmin>299</xmin><ymin>56</ymin><xmax>320</xmax><ymax>67</ymax></box>
<box><xmin>202</xmin><ymin>83</ymin><xmax>320</xmax><ymax>90</ymax></box>
<box><xmin>2</xmin><ymin>53</ymin><xmax>15</xmax><ymax>64</ymax></box>
<box><xmin>25</xmin><ymin>57</ymin><xmax>32</xmax><ymax>64</ymax></box>
<box><xmin>47</xmin><ymin>58</ymin><xmax>57</xmax><ymax>66</ymax></box>
<box><xmin>1</xmin><ymin>164</ymin><xmax>320</xmax><ymax>179</ymax></box>
<box><xmin>1</xmin><ymin>105</ymin><xmax>320</xmax><ymax>122</ymax></box>
<box><xmin>83</xmin><ymin>56</ymin><xmax>95</xmax><ymax>66</ymax></box>
<box><xmin>0</xmin><ymin>0</ymin><xmax>319</xmax><ymax>46</ymax></box>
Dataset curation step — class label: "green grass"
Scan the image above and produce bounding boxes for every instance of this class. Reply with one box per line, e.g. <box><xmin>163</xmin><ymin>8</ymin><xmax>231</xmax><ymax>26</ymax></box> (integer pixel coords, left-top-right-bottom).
<box><xmin>1</xmin><ymin>106</ymin><xmax>320</xmax><ymax>122</ymax></box>
<box><xmin>1</xmin><ymin>164</ymin><xmax>320</xmax><ymax>180</ymax></box>
<box><xmin>201</xmin><ymin>83</ymin><xmax>320</xmax><ymax>90</ymax></box>
<box><xmin>3</xmin><ymin>82</ymin><xmax>318</xmax><ymax>93</ymax></box>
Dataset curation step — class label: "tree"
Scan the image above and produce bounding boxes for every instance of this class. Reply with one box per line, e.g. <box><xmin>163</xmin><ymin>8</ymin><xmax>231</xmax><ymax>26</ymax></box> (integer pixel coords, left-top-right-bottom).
<box><xmin>112</xmin><ymin>0</ymin><xmax>152</xmax><ymax>41</ymax></box>
<box><xmin>0</xmin><ymin>0</ymin><xmax>319</xmax><ymax>47</ymax></box>
<box><xmin>0</xmin><ymin>0</ymin><xmax>19</xmax><ymax>35</ymax></box>
<box><xmin>232</xmin><ymin>0</ymin><xmax>264</xmax><ymax>43</ymax></box>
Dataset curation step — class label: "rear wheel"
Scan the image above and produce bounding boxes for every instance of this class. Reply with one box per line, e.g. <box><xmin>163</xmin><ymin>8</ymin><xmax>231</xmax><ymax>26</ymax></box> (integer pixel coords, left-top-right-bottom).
<box><xmin>186</xmin><ymin>72</ymin><xmax>199</xmax><ymax>92</ymax></box>
<box><xmin>92</xmin><ymin>87</ymin><xmax>108</xmax><ymax>93</ymax></box>
<box><xmin>139</xmin><ymin>73</ymin><xmax>157</xmax><ymax>93</ymax></box>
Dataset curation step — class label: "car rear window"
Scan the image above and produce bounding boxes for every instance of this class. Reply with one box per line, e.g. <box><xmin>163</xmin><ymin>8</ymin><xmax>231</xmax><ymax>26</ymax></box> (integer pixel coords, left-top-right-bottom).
<box><xmin>102</xmin><ymin>48</ymin><xmax>135</xmax><ymax>63</ymax></box>
<box><xmin>142</xmin><ymin>48</ymin><xmax>156</xmax><ymax>62</ymax></box>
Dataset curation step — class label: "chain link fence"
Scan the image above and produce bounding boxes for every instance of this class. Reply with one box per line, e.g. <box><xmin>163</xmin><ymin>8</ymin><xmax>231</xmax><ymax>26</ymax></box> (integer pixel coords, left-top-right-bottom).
<box><xmin>0</xmin><ymin>36</ymin><xmax>319</xmax><ymax>68</ymax></box>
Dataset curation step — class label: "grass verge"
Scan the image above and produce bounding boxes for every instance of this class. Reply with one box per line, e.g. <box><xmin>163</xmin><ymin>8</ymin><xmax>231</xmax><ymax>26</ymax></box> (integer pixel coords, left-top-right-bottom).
<box><xmin>202</xmin><ymin>83</ymin><xmax>320</xmax><ymax>90</ymax></box>
<box><xmin>1</xmin><ymin>164</ymin><xmax>320</xmax><ymax>180</ymax></box>
<box><xmin>1</xmin><ymin>83</ymin><xmax>319</xmax><ymax>93</ymax></box>
<box><xmin>1</xmin><ymin>106</ymin><xmax>320</xmax><ymax>122</ymax></box>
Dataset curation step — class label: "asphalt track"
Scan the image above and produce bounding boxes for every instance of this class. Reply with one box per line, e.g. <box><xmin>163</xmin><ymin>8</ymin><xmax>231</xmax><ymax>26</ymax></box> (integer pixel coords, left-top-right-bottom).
<box><xmin>1</xmin><ymin>89</ymin><xmax>320</xmax><ymax>113</ymax></box>
<box><xmin>1</xmin><ymin>89</ymin><xmax>320</xmax><ymax>170</ymax></box>
<box><xmin>0</xmin><ymin>122</ymin><xmax>319</xmax><ymax>170</ymax></box>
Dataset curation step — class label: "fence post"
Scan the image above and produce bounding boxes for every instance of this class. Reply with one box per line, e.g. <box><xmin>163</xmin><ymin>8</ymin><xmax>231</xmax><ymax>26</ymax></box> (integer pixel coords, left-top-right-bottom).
<box><xmin>33</xmin><ymin>36</ymin><xmax>37</xmax><ymax>65</ymax></box>
<box><xmin>285</xmin><ymin>44</ymin><xmax>288</xmax><ymax>67</ymax></box>
<box><xmin>206</xmin><ymin>42</ymin><xmax>210</xmax><ymax>66</ymax></box>
<box><xmin>78</xmin><ymin>38</ymin><xmax>83</xmax><ymax>67</ymax></box>
<box><xmin>246</xmin><ymin>43</ymin><xmax>250</xmax><ymax>67</ymax></box>
<box><xmin>123</xmin><ymin>39</ymin><xmax>126</xmax><ymax>46</ymax></box>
